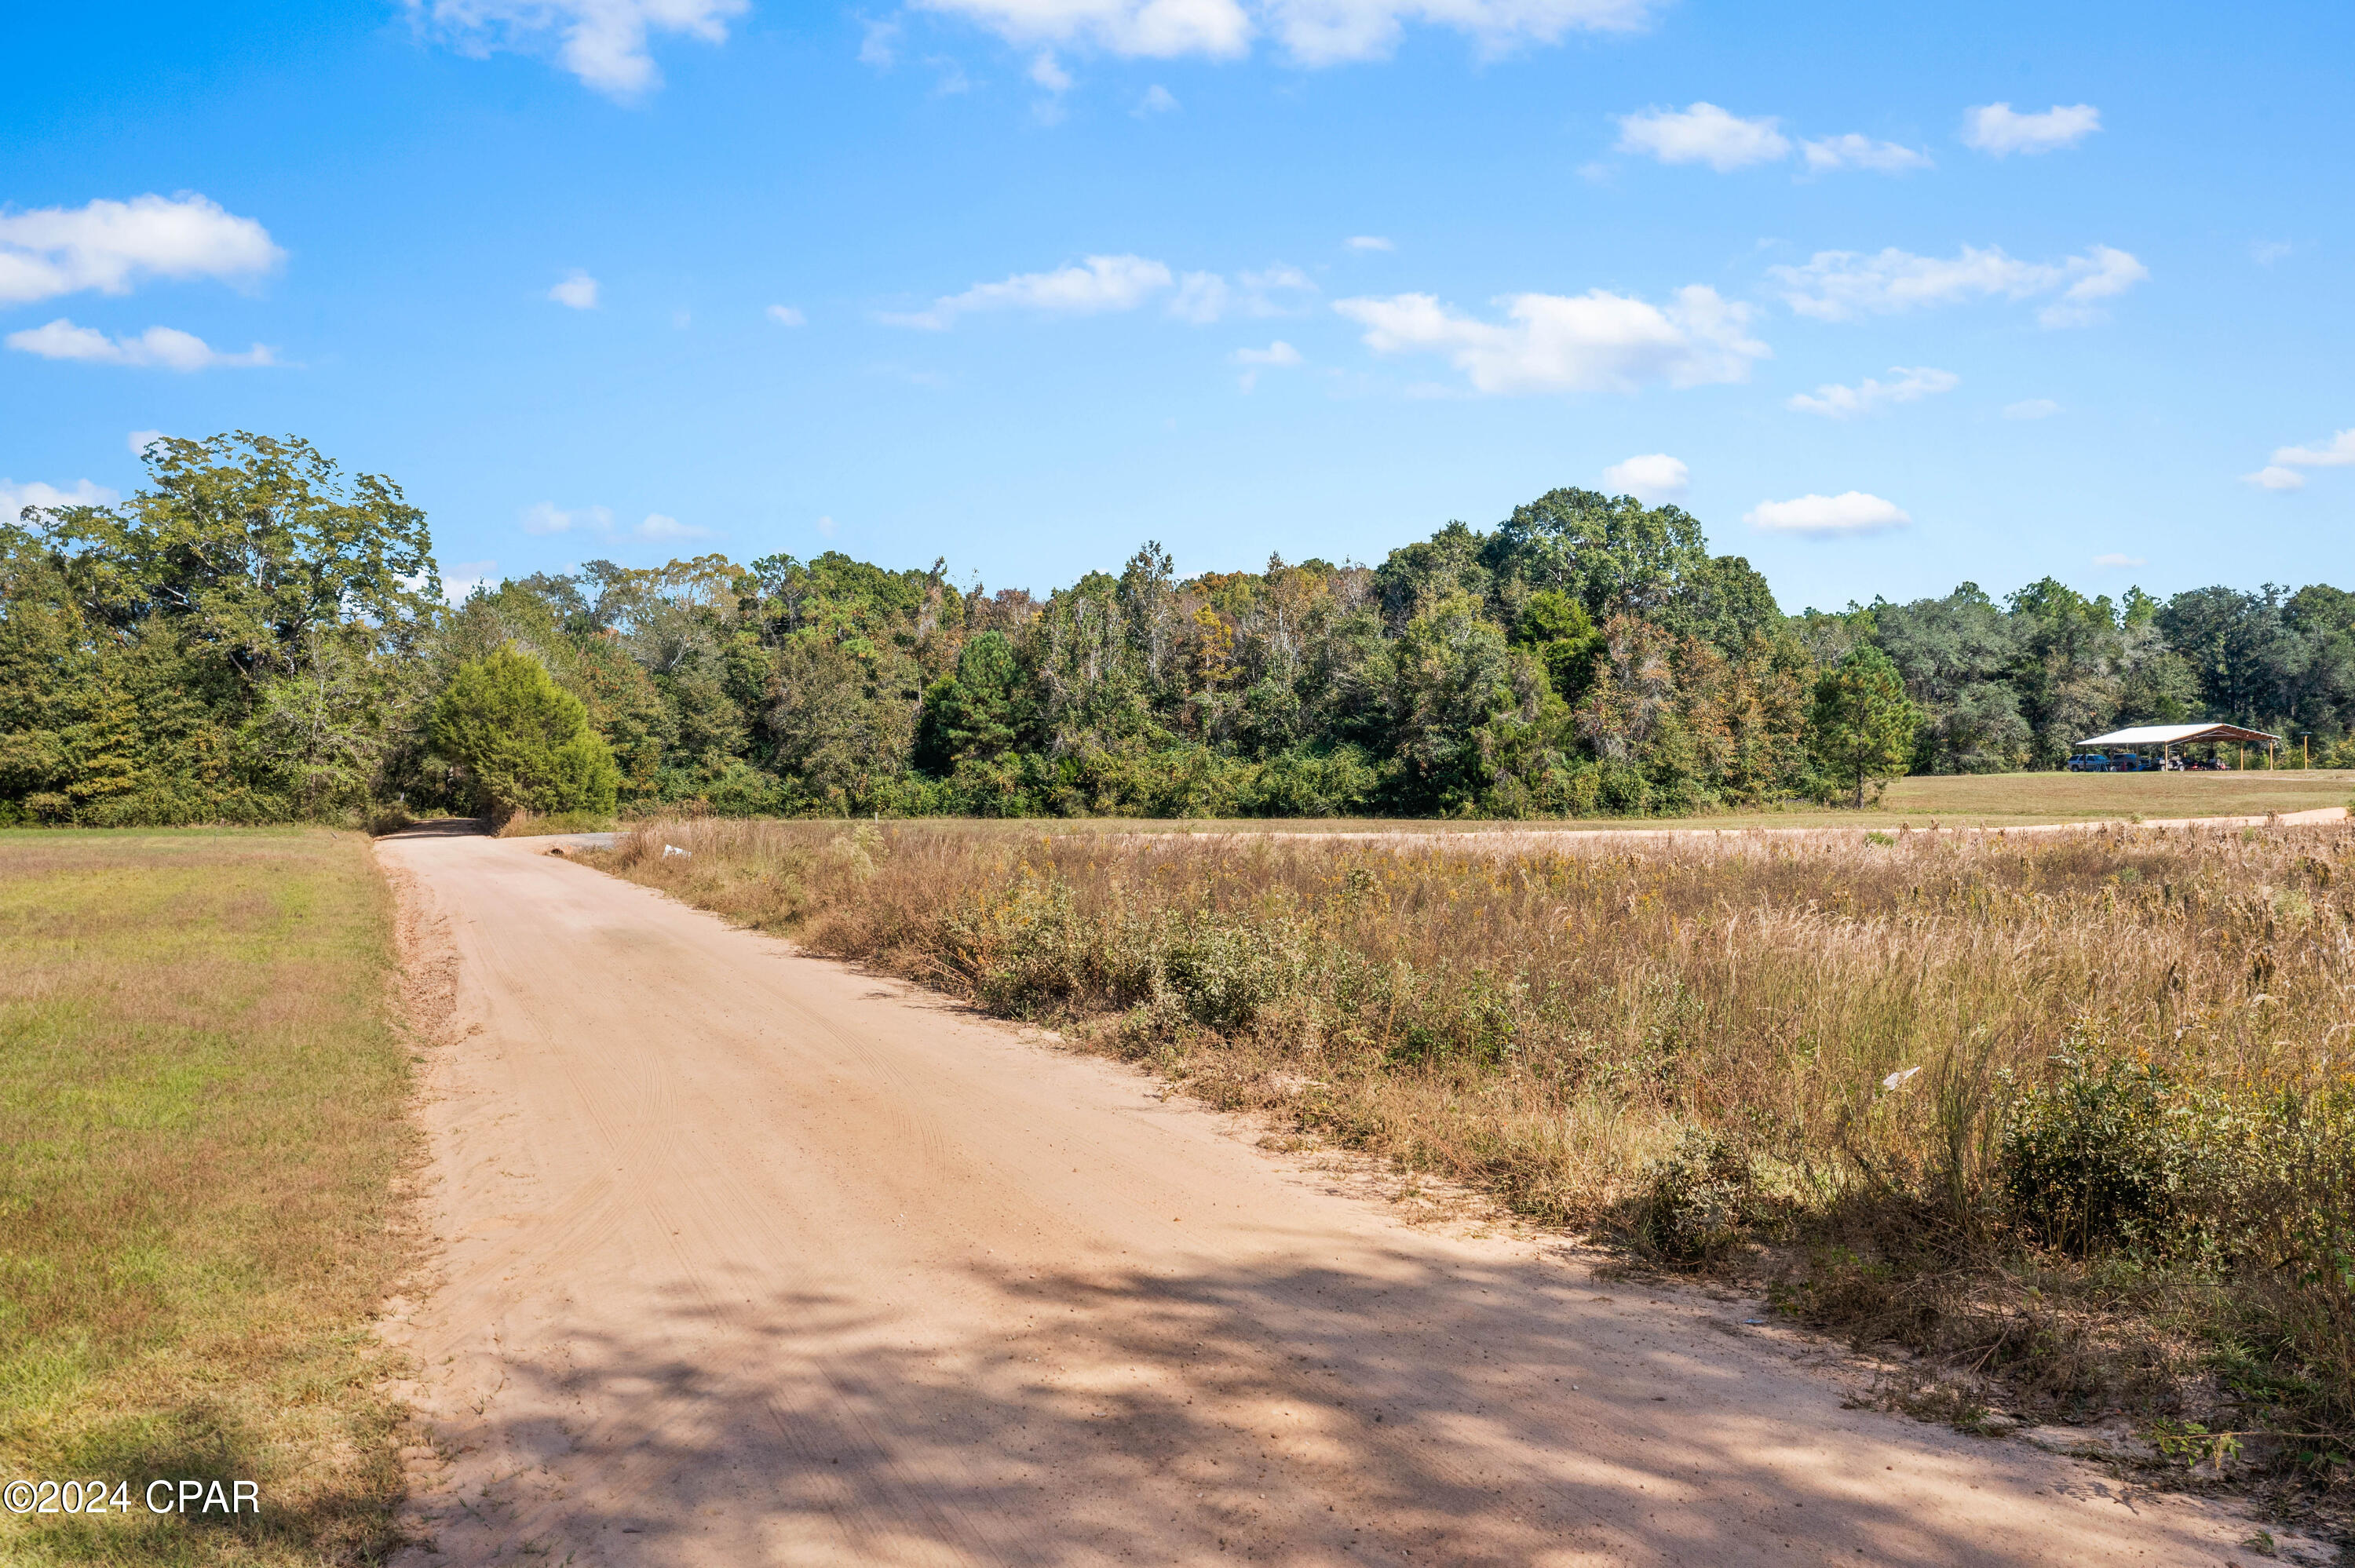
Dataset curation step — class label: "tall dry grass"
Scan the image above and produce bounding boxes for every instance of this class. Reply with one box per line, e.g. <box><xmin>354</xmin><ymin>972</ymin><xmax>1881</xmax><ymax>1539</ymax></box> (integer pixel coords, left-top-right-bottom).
<box><xmin>593</xmin><ymin>817</ymin><xmax>2355</xmax><ymax>1464</ymax></box>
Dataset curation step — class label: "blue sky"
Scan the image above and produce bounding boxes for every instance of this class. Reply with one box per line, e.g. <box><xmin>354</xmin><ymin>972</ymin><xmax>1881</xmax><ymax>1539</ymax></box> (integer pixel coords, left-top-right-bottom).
<box><xmin>3</xmin><ymin>0</ymin><xmax>2350</xmax><ymax>612</ymax></box>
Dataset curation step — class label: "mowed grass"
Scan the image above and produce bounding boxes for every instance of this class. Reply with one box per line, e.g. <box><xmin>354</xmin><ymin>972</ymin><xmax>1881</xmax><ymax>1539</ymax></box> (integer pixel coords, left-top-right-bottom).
<box><xmin>974</xmin><ymin>768</ymin><xmax>2355</xmax><ymax>836</ymax></box>
<box><xmin>0</xmin><ymin>830</ymin><xmax>414</xmax><ymax>1566</ymax></box>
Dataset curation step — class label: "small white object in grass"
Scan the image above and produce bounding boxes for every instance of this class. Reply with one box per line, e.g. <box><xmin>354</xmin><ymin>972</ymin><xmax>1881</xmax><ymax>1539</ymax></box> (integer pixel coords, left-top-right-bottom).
<box><xmin>1882</xmin><ymin>1066</ymin><xmax>1922</xmax><ymax>1091</ymax></box>
<box><xmin>663</xmin><ymin>844</ymin><xmax>691</xmax><ymax>859</ymax></box>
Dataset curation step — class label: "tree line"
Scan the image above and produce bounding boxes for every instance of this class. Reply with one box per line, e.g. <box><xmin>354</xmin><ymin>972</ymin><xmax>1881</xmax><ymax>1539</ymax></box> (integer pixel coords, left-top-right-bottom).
<box><xmin>5</xmin><ymin>432</ymin><xmax>2351</xmax><ymax>826</ymax></box>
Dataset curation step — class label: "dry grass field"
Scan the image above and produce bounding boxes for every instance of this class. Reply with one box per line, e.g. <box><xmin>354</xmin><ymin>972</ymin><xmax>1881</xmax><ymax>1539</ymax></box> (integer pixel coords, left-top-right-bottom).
<box><xmin>984</xmin><ymin>768</ymin><xmax>2355</xmax><ymax>837</ymax></box>
<box><xmin>0</xmin><ymin>830</ymin><xmax>414</xmax><ymax>1566</ymax></box>
<box><xmin>596</xmin><ymin>815</ymin><xmax>2355</xmax><ymax>1502</ymax></box>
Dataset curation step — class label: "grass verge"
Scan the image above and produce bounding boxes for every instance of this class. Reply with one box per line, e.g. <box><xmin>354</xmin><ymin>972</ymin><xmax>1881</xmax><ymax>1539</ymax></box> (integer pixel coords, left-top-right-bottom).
<box><xmin>590</xmin><ymin>816</ymin><xmax>2355</xmax><ymax>1520</ymax></box>
<box><xmin>0</xmin><ymin>829</ymin><xmax>415</xmax><ymax>1565</ymax></box>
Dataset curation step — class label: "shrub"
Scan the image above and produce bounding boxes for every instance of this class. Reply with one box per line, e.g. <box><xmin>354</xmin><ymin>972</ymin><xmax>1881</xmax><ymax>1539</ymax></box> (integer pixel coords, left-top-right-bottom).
<box><xmin>2001</xmin><ymin>1048</ymin><xmax>2182</xmax><ymax>1256</ymax></box>
<box><xmin>1634</xmin><ymin>1128</ymin><xmax>1754</xmax><ymax>1263</ymax></box>
<box><xmin>430</xmin><ymin>647</ymin><xmax>620</xmax><ymax>822</ymax></box>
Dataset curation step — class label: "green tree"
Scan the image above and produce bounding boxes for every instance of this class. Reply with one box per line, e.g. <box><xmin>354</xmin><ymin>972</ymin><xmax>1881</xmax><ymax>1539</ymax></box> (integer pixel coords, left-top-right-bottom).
<box><xmin>1809</xmin><ymin>646</ymin><xmax>1919</xmax><ymax>808</ymax></box>
<box><xmin>430</xmin><ymin>649</ymin><xmax>619</xmax><ymax>821</ymax></box>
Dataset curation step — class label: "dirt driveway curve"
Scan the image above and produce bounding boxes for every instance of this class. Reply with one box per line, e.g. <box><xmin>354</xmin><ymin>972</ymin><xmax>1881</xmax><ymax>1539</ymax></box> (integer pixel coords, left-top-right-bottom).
<box><xmin>378</xmin><ymin>829</ymin><xmax>2328</xmax><ymax>1567</ymax></box>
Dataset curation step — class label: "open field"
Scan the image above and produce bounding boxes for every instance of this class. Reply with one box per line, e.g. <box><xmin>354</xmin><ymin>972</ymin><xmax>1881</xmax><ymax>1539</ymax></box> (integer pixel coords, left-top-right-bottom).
<box><xmin>0</xmin><ymin>830</ymin><xmax>414</xmax><ymax>1566</ymax></box>
<box><xmin>958</xmin><ymin>769</ymin><xmax>2355</xmax><ymax>837</ymax></box>
<box><xmin>596</xmin><ymin>814</ymin><xmax>2355</xmax><ymax>1526</ymax></box>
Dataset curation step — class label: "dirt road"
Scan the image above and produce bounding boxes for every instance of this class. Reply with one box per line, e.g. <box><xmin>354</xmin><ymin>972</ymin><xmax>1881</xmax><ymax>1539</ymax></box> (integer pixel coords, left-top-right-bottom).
<box><xmin>378</xmin><ymin>829</ymin><xmax>2323</xmax><ymax>1566</ymax></box>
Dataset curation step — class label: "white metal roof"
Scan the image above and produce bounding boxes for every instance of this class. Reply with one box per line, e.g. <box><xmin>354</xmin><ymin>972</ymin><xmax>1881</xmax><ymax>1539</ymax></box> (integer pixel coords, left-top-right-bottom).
<box><xmin>2075</xmin><ymin>723</ymin><xmax>2280</xmax><ymax>747</ymax></box>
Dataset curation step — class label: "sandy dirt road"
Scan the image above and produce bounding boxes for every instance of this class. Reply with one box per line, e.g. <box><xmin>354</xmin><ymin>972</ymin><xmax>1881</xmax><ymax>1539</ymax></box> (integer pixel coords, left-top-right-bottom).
<box><xmin>378</xmin><ymin>828</ymin><xmax>2324</xmax><ymax>1567</ymax></box>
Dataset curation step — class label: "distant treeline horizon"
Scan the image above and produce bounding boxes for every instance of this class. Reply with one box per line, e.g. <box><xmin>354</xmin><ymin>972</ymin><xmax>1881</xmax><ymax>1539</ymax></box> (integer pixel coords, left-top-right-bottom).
<box><xmin>5</xmin><ymin>432</ymin><xmax>2353</xmax><ymax>826</ymax></box>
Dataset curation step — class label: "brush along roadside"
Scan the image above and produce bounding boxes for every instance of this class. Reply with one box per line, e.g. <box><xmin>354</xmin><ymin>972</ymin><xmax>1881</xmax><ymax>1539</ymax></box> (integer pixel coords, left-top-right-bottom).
<box><xmin>586</xmin><ymin>817</ymin><xmax>2355</xmax><ymax>1526</ymax></box>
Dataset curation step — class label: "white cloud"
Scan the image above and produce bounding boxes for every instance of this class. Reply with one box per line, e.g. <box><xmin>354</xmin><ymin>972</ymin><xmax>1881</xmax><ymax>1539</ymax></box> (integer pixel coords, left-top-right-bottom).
<box><xmin>6</xmin><ymin>318</ymin><xmax>276</xmax><ymax>370</ymax></box>
<box><xmin>1168</xmin><ymin>272</ymin><xmax>1230</xmax><ymax>324</ymax></box>
<box><xmin>0</xmin><ymin>194</ymin><xmax>282</xmax><ymax>308</ymax></box>
<box><xmin>2270</xmin><ymin>428</ymin><xmax>2355</xmax><ymax>469</ymax></box>
<box><xmin>1167</xmin><ymin>264</ymin><xmax>1313</xmax><ymax>324</ymax></box>
<box><xmin>2092</xmin><ymin>552</ymin><xmax>2145</xmax><ymax>568</ymax></box>
<box><xmin>767</xmin><ymin>304</ymin><xmax>806</xmax><ymax>326</ymax></box>
<box><xmin>1615</xmin><ymin>102</ymin><xmax>1788</xmax><ymax>171</ymax></box>
<box><xmin>127</xmin><ymin>428</ymin><xmax>168</xmax><ymax>456</ymax></box>
<box><xmin>1769</xmin><ymin>242</ymin><xmax>2147</xmax><ymax>327</ymax></box>
<box><xmin>2250</xmin><ymin>239</ymin><xmax>2292</xmax><ymax>267</ymax></box>
<box><xmin>1233</xmin><ymin>337</ymin><xmax>1301</xmax><ymax>391</ymax></box>
<box><xmin>1744</xmin><ymin>491</ymin><xmax>1910</xmax><ymax>536</ymax></box>
<box><xmin>1029</xmin><ymin>49</ymin><xmax>1073</xmax><ymax>89</ymax></box>
<box><xmin>859</xmin><ymin>15</ymin><xmax>901</xmax><ymax>65</ymax></box>
<box><xmin>1962</xmin><ymin>102</ymin><xmax>2101</xmax><ymax>157</ymax></box>
<box><xmin>1234</xmin><ymin>339</ymin><xmax>1302</xmax><ymax>366</ymax></box>
<box><xmin>1786</xmin><ymin>365</ymin><xmax>1957</xmax><ymax>418</ymax></box>
<box><xmin>911</xmin><ymin>0</ymin><xmax>1656</xmax><ymax>67</ymax></box>
<box><xmin>1334</xmin><ymin>283</ymin><xmax>1766</xmax><ymax>394</ymax></box>
<box><xmin>404</xmin><ymin>0</ymin><xmax>748</xmax><ymax>99</ymax></box>
<box><xmin>1345</xmin><ymin>235</ymin><xmax>1394</xmax><ymax>251</ymax></box>
<box><xmin>2003</xmin><ymin>399</ymin><xmax>2060</xmax><ymax>420</ymax></box>
<box><xmin>1799</xmin><ymin>133</ymin><xmax>1930</xmax><ymax>173</ymax></box>
<box><xmin>441</xmin><ymin>560</ymin><xmax>501</xmax><ymax>601</ymax></box>
<box><xmin>1134</xmin><ymin>83</ymin><xmax>1179</xmax><ymax>114</ymax></box>
<box><xmin>816</xmin><ymin>514</ymin><xmax>838</xmax><ymax>537</ymax></box>
<box><xmin>2245</xmin><ymin>428</ymin><xmax>2355</xmax><ymax>493</ymax></box>
<box><xmin>884</xmin><ymin>253</ymin><xmax>1174</xmax><ymax>329</ymax></box>
<box><xmin>1602</xmin><ymin>453</ymin><xmax>1688</xmax><ymax>502</ymax></box>
<box><xmin>520</xmin><ymin>501</ymin><xmax>613</xmax><ymax>535</ymax></box>
<box><xmin>637</xmin><ymin>512</ymin><xmax>710</xmax><ymax>540</ymax></box>
<box><xmin>549</xmin><ymin>269</ymin><xmax>599</xmax><ymax>308</ymax></box>
<box><xmin>1</xmin><ymin>477</ymin><xmax>119</xmax><ymax>520</ymax></box>
<box><xmin>1269</xmin><ymin>0</ymin><xmax>1656</xmax><ymax>66</ymax></box>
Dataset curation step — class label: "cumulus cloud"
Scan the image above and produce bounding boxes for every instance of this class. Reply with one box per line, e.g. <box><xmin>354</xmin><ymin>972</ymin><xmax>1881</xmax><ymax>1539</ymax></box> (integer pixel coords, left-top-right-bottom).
<box><xmin>440</xmin><ymin>560</ymin><xmax>501</xmax><ymax>601</ymax></box>
<box><xmin>1744</xmin><ymin>491</ymin><xmax>1909</xmax><ymax>536</ymax></box>
<box><xmin>1602</xmin><ymin>453</ymin><xmax>1688</xmax><ymax>502</ymax></box>
<box><xmin>6</xmin><ymin>318</ymin><xmax>276</xmax><ymax>370</ymax></box>
<box><xmin>1029</xmin><ymin>49</ymin><xmax>1073</xmax><ymax>89</ymax></box>
<box><xmin>549</xmin><ymin>269</ymin><xmax>599</xmax><ymax>308</ymax></box>
<box><xmin>859</xmin><ymin>15</ymin><xmax>901</xmax><ymax>65</ymax></box>
<box><xmin>1786</xmin><ymin>365</ymin><xmax>1957</xmax><ymax>418</ymax></box>
<box><xmin>127</xmin><ymin>428</ymin><xmax>169</xmax><ymax>455</ymax></box>
<box><xmin>1233</xmin><ymin>337</ymin><xmax>1302</xmax><ymax>390</ymax></box>
<box><xmin>767</xmin><ymin>304</ymin><xmax>806</xmax><ymax>326</ymax></box>
<box><xmin>636</xmin><ymin>512</ymin><xmax>710</xmax><ymax>539</ymax></box>
<box><xmin>1345</xmin><ymin>235</ymin><xmax>1394</xmax><ymax>251</ymax></box>
<box><xmin>1334</xmin><ymin>284</ymin><xmax>1766</xmax><ymax>394</ymax></box>
<box><xmin>912</xmin><ymin>0</ymin><xmax>1654</xmax><ymax>67</ymax></box>
<box><xmin>2246</xmin><ymin>428</ymin><xmax>2355</xmax><ymax>491</ymax></box>
<box><xmin>1614</xmin><ymin>102</ymin><xmax>1787</xmax><ymax>171</ymax></box>
<box><xmin>1234</xmin><ymin>339</ymin><xmax>1302</xmax><ymax>366</ymax></box>
<box><xmin>1134</xmin><ymin>83</ymin><xmax>1179</xmax><ymax>114</ymax></box>
<box><xmin>0</xmin><ymin>193</ymin><xmax>282</xmax><ymax>307</ymax></box>
<box><xmin>2270</xmin><ymin>428</ymin><xmax>2355</xmax><ymax>468</ymax></box>
<box><xmin>1769</xmin><ymin>242</ymin><xmax>2147</xmax><ymax>327</ymax></box>
<box><xmin>884</xmin><ymin>253</ymin><xmax>1174</xmax><ymax>329</ymax></box>
<box><xmin>2003</xmin><ymin>399</ymin><xmax>2060</xmax><ymax>420</ymax></box>
<box><xmin>1168</xmin><ymin>264</ymin><xmax>1314</xmax><ymax>324</ymax></box>
<box><xmin>405</xmin><ymin>0</ymin><xmax>748</xmax><ymax>98</ymax></box>
<box><xmin>1799</xmin><ymin>133</ymin><xmax>1930</xmax><ymax>173</ymax></box>
<box><xmin>2</xmin><ymin>477</ymin><xmax>119</xmax><ymax>520</ymax></box>
<box><xmin>520</xmin><ymin>501</ymin><xmax>612</xmax><ymax>535</ymax></box>
<box><xmin>1962</xmin><ymin>101</ymin><xmax>2101</xmax><ymax>156</ymax></box>
<box><xmin>2092</xmin><ymin>552</ymin><xmax>2145</xmax><ymax>568</ymax></box>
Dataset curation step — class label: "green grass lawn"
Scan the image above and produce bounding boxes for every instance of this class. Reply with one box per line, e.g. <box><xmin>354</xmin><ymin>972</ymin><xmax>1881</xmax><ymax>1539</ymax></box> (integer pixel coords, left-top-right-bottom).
<box><xmin>0</xmin><ymin>830</ymin><xmax>414</xmax><ymax>1566</ymax></box>
<box><xmin>984</xmin><ymin>768</ymin><xmax>2355</xmax><ymax>836</ymax></box>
